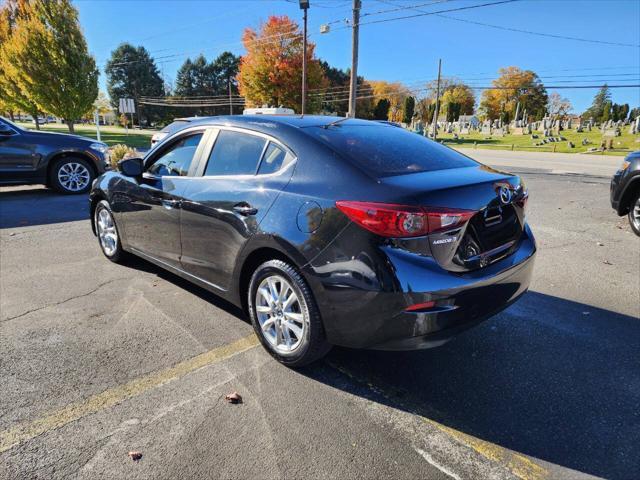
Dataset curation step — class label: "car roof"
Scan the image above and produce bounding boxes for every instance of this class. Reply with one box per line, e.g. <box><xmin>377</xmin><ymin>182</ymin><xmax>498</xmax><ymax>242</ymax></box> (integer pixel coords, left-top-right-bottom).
<box><xmin>184</xmin><ymin>115</ymin><xmax>380</xmax><ymax>130</ymax></box>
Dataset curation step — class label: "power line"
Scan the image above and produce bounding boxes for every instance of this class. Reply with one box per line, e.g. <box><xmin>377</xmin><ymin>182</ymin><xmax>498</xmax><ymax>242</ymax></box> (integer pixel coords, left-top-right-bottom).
<box><xmin>332</xmin><ymin>0</ymin><xmax>523</xmax><ymax>30</ymax></box>
<box><xmin>324</xmin><ymin>0</ymin><xmax>455</xmax><ymax>25</ymax></box>
<box><xmin>307</xmin><ymin>74</ymin><xmax>640</xmax><ymax>100</ymax></box>
<box><xmin>375</xmin><ymin>0</ymin><xmax>640</xmax><ymax>48</ymax></box>
<box><xmin>308</xmin><ymin>68</ymin><xmax>640</xmax><ymax>93</ymax></box>
<box><xmin>103</xmin><ymin>26</ymin><xmax>302</xmax><ymax>68</ymax></box>
<box><xmin>139</xmin><ymin>101</ymin><xmax>246</xmax><ymax>108</ymax></box>
<box><xmin>435</xmin><ymin>14</ymin><xmax>640</xmax><ymax>48</ymax></box>
<box><xmin>318</xmin><ymin>84</ymin><xmax>640</xmax><ymax>104</ymax></box>
<box><xmin>141</xmin><ymin>95</ymin><xmax>244</xmax><ymax>100</ymax></box>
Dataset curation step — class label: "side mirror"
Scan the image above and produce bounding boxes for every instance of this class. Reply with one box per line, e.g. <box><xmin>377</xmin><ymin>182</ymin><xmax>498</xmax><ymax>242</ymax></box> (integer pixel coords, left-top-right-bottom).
<box><xmin>118</xmin><ymin>157</ymin><xmax>144</xmax><ymax>177</ymax></box>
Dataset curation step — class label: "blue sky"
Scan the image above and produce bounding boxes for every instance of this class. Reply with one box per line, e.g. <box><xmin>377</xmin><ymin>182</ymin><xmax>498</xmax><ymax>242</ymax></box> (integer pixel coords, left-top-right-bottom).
<box><xmin>75</xmin><ymin>0</ymin><xmax>640</xmax><ymax>113</ymax></box>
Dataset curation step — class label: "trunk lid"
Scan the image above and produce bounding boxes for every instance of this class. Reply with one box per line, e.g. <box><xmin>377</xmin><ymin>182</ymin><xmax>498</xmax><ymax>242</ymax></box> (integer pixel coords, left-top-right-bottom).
<box><xmin>382</xmin><ymin>165</ymin><xmax>527</xmax><ymax>272</ymax></box>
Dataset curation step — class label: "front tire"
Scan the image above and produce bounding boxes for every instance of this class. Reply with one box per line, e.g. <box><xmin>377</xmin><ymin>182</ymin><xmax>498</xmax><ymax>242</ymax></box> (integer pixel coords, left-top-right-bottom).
<box><xmin>95</xmin><ymin>200</ymin><xmax>127</xmax><ymax>263</ymax></box>
<box><xmin>628</xmin><ymin>190</ymin><xmax>640</xmax><ymax>237</ymax></box>
<box><xmin>248</xmin><ymin>260</ymin><xmax>331</xmax><ymax>367</ymax></box>
<box><xmin>50</xmin><ymin>157</ymin><xmax>94</xmax><ymax>194</ymax></box>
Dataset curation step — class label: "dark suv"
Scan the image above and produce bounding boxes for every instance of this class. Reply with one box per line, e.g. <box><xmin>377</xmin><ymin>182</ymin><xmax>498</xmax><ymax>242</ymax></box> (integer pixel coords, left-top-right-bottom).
<box><xmin>610</xmin><ymin>151</ymin><xmax>640</xmax><ymax>236</ymax></box>
<box><xmin>0</xmin><ymin>116</ymin><xmax>110</xmax><ymax>194</ymax></box>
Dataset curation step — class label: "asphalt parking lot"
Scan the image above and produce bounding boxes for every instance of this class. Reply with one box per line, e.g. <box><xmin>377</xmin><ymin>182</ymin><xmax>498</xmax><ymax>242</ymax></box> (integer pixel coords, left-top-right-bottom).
<box><xmin>1</xmin><ymin>154</ymin><xmax>639</xmax><ymax>480</ymax></box>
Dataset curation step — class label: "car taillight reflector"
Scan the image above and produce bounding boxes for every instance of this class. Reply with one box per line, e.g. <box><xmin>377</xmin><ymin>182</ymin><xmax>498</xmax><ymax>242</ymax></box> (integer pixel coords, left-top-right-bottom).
<box><xmin>335</xmin><ymin>201</ymin><xmax>475</xmax><ymax>238</ymax></box>
<box><xmin>405</xmin><ymin>300</ymin><xmax>436</xmax><ymax>312</ymax></box>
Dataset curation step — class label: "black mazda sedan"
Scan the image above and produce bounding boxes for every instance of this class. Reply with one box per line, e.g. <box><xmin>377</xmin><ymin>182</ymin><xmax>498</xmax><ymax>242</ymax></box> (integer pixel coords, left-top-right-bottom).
<box><xmin>90</xmin><ymin>115</ymin><xmax>536</xmax><ymax>366</ymax></box>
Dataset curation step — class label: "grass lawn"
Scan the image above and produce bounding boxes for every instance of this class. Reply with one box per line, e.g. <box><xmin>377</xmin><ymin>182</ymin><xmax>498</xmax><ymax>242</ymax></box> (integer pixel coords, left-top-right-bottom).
<box><xmin>15</xmin><ymin>122</ymin><xmax>153</xmax><ymax>149</ymax></box>
<box><xmin>436</xmin><ymin>128</ymin><xmax>640</xmax><ymax>156</ymax></box>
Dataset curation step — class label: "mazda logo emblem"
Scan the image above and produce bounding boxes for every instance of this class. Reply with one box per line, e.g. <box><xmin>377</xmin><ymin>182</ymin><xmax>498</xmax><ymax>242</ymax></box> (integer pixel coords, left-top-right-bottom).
<box><xmin>499</xmin><ymin>186</ymin><xmax>512</xmax><ymax>204</ymax></box>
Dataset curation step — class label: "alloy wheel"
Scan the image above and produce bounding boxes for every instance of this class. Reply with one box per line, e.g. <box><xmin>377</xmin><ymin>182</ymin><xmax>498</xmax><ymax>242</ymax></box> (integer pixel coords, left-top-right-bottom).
<box><xmin>96</xmin><ymin>207</ymin><xmax>118</xmax><ymax>257</ymax></box>
<box><xmin>255</xmin><ymin>275</ymin><xmax>307</xmax><ymax>354</ymax></box>
<box><xmin>632</xmin><ymin>196</ymin><xmax>640</xmax><ymax>231</ymax></box>
<box><xmin>57</xmin><ymin>162</ymin><xmax>91</xmax><ymax>192</ymax></box>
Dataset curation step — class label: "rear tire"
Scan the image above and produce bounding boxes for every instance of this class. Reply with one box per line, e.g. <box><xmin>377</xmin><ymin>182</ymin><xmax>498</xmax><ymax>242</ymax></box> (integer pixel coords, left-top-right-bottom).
<box><xmin>50</xmin><ymin>157</ymin><xmax>94</xmax><ymax>194</ymax></box>
<box><xmin>628</xmin><ymin>190</ymin><xmax>640</xmax><ymax>237</ymax></box>
<box><xmin>248</xmin><ymin>260</ymin><xmax>331</xmax><ymax>367</ymax></box>
<box><xmin>95</xmin><ymin>200</ymin><xmax>127</xmax><ymax>263</ymax></box>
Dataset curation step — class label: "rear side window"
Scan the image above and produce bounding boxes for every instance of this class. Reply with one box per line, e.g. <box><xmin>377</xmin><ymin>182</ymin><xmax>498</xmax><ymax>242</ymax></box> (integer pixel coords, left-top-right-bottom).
<box><xmin>258</xmin><ymin>143</ymin><xmax>289</xmax><ymax>175</ymax></box>
<box><xmin>205</xmin><ymin>130</ymin><xmax>266</xmax><ymax>176</ymax></box>
<box><xmin>305</xmin><ymin>124</ymin><xmax>477</xmax><ymax>177</ymax></box>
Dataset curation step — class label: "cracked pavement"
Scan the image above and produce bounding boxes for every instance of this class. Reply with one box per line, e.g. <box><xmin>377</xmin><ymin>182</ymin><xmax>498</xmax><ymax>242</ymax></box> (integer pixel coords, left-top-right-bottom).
<box><xmin>1</xmin><ymin>154</ymin><xmax>639</xmax><ymax>479</ymax></box>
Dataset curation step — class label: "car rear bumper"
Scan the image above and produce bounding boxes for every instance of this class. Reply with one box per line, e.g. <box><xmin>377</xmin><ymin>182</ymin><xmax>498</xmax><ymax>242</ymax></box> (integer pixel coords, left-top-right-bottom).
<box><xmin>309</xmin><ymin>224</ymin><xmax>536</xmax><ymax>350</ymax></box>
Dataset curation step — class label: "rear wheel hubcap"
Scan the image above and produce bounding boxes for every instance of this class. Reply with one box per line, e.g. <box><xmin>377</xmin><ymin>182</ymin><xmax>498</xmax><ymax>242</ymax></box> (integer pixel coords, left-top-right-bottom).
<box><xmin>632</xmin><ymin>197</ymin><xmax>640</xmax><ymax>230</ymax></box>
<box><xmin>96</xmin><ymin>207</ymin><xmax>118</xmax><ymax>256</ymax></box>
<box><xmin>255</xmin><ymin>275</ymin><xmax>307</xmax><ymax>355</ymax></box>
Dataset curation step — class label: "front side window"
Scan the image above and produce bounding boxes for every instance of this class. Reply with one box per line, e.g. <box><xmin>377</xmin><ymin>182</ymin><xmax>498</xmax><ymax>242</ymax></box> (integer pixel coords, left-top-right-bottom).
<box><xmin>204</xmin><ymin>130</ymin><xmax>266</xmax><ymax>176</ymax></box>
<box><xmin>147</xmin><ymin>133</ymin><xmax>203</xmax><ymax>177</ymax></box>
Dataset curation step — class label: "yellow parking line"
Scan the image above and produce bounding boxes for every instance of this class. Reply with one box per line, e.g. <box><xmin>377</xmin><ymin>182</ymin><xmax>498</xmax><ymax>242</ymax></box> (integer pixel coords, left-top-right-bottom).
<box><xmin>328</xmin><ymin>361</ymin><xmax>548</xmax><ymax>480</ymax></box>
<box><xmin>0</xmin><ymin>334</ymin><xmax>259</xmax><ymax>454</ymax></box>
<box><xmin>423</xmin><ymin>418</ymin><xmax>548</xmax><ymax>480</ymax></box>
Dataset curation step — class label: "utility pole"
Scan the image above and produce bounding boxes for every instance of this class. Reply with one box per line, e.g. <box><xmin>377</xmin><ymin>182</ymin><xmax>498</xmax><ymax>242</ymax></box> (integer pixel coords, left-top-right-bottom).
<box><xmin>228</xmin><ymin>77</ymin><xmax>233</xmax><ymax>115</ymax></box>
<box><xmin>432</xmin><ymin>58</ymin><xmax>442</xmax><ymax>140</ymax></box>
<box><xmin>347</xmin><ymin>0</ymin><xmax>361</xmax><ymax>118</ymax></box>
<box><xmin>300</xmin><ymin>0</ymin><xmax>309</xmax><ymax>116</ymax></box>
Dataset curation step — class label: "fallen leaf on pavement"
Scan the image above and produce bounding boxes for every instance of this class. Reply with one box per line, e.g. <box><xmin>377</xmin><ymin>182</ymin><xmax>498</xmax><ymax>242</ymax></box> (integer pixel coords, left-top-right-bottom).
<box><xmin>128</xmin><ymin>451</ymin><xmax>143</xmax><ymax>461</ymax></box>
<box><xmin>225</xmin><ymin>392</ymin><xmax>242</xmax><ymax>404</ymax></box>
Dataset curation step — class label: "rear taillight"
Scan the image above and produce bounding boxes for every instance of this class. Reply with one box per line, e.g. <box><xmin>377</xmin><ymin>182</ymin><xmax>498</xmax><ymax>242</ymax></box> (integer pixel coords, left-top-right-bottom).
<box><xmin>335</xmin><ymin>201</ymin><xmax>475</xmax><ymax>238</ymax></box>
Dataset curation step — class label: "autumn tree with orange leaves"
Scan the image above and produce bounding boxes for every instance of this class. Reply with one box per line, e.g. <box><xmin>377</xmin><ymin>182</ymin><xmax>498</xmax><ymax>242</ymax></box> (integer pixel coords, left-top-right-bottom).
<box><xmin>237</xmin><ymin>15</ymin><xmax>326</xmax><ymax>113</ymax></box>
<box><xmin>479</xmin><ymin>66</ymin><xmax>547</xmax><ymax>122</ymax></box>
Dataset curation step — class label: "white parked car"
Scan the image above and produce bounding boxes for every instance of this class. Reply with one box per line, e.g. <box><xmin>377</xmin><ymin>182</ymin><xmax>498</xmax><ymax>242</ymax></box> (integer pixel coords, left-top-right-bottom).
<box><xmin>242</xmin><ymin>107</ymin><xmax>295</xmax><ymax>115</ymax></box>
<box><xmin>150</xmin><ymin>117</ymin><xmax>197</xmax><ymax>147</ymax></box>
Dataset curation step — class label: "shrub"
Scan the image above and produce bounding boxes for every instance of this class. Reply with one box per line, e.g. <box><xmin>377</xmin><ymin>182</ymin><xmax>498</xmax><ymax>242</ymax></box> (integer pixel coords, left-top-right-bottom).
<box><xmin>109</xmin><ymin>144</ymin><xmax>138</xmax><ymax>169</ymax></box>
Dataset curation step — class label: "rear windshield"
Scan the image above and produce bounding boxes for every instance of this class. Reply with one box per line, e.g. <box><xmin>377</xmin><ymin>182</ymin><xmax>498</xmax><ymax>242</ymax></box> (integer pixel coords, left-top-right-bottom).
<box><xmin>305</xmin><ymin>124</ymin><xmax>477</xmax><ymax>177</ymax></box>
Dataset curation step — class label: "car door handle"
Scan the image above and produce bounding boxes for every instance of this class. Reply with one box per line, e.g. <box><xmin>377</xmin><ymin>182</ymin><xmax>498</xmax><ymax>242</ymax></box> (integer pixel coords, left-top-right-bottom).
<box><xmin>162</xmin><ymin>199</ymin><xmax>180</xmax><ymax>209</ymax></box>
<box><xmin>233</xmin><ymin>204</ymin><xmax>258</xmax><ymax>216</ymax></box>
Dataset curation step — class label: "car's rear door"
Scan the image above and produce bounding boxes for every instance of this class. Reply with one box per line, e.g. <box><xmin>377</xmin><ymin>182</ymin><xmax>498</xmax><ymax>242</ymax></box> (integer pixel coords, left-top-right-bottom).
<box><xmin>119</xmin><ymin>128</ymin><xmax>208</xmax><ymax>268</ymax></box>
<box><xmin>179</xmin><ymin>127</ymin><xmax>295</xmax><ymax>291</ymax></box>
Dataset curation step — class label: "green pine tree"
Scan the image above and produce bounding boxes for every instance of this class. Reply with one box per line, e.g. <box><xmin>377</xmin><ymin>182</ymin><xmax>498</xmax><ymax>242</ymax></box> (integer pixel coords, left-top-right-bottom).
<box><xmin>106</xmin><ymin>43</ymin><xmax>164</xmax><ymax>125</ymax></box>
<box><xmin>402</xmin><ymin>96</ymin><xmax>415</xmax><ymax>124</ymax></box>
<box><xmin>582</xmin><ymin>85</ymin><xmax>611</xmax><ymax>122</ymax></box>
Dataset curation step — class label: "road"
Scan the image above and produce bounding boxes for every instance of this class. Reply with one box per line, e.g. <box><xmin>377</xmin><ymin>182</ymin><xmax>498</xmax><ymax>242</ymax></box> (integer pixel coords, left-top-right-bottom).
<box><xmin>455</xmin><ymin>148</ymin><xmax>625</xmax><ymax>177</ymax></box>
<box><xmin>1</xmin><ymin>150</ymin><xmax>638</xmax><ymax>480</ymax></box>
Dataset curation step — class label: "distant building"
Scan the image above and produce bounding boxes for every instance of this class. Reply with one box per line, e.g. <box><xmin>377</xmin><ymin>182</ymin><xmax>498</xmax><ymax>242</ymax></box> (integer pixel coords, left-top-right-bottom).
<box><xmin>457</xmin><ymin>115</ymin><xmax>480</xmax><ymax>127</ymax></box>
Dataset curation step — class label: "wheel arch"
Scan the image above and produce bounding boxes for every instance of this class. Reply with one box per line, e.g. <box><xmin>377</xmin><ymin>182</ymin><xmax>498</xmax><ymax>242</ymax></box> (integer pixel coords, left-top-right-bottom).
<box><xmin>619</xmin><ymin>177</ymin><xmax>640</xmax><ymax>215</ymax></box>
<box><xmin>234</xmin><ymin>237</ymin><xmax>315</xmax><ymax>316</ymax></box>
<box><xmin>89</xmin><ymin>192</ymin><xmax>107</xmax><ymax>235</ymax></box>
<box><xmin>46</xmin><ymin>151</ymin><xmax>98</xmax><ymax>187</ymax></box>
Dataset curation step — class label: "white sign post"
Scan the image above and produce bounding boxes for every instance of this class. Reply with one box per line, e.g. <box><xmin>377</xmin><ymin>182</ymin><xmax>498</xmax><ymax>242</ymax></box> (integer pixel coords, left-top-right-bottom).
<box><xmin>118</xmin><ymin>98</ymin><xmax>136</xmax><ymax>133</ymax></box>
<box><xmin>94</xmin><ymin>109</ymin><xmax>101</xmax><ymax>142</ymax></box>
